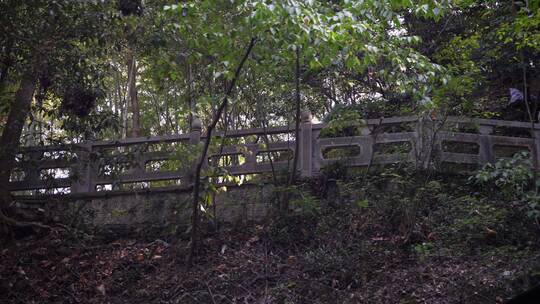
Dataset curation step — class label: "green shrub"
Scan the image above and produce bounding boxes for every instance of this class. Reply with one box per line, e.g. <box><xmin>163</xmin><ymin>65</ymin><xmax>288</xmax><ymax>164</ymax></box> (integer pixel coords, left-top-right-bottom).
<box><xmin>320</xmin><ymin>161</ymin><xmax>349</xmax><ymax>180</ymax></box>
<box><xmin>471</xmin><ymin>152</ymin><xmax>540</xmax><ymax>225</ymax></box>
<box><xmin>413</xmin><ymin>242</ymin><xmax>435</xmax><ymax>260</ymax></box>
<box><xmin>471</xmin><ymin>151</ymin><xmax>532</xmax><ymax>199</ymax></box>
<box><xmin>320</xmin><ymin>105</ymin><xmax>366</xmax><ymax>138</ymax></box>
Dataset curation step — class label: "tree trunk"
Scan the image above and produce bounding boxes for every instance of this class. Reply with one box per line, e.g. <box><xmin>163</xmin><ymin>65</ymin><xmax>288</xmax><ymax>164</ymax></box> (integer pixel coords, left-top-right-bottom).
<box><xmin>289</xmin><ymin>47</ymin><xmax>301</xmax><ymax>187</ymax></box>
<box><xmin>187</xmin><ymin>37</ymin><xmax>256</xmax><ymax>267</ymax></box>
<box><xmin>280</xmin><ymin>47</ymin><xmax>302</xmax><ymax>213</ymax></box>
<box><xmin>127</xmin><ymin>51</ymin><xmax>141</xmax><ymax>137</ymax></box>
<box><xmin>0</xmin><ymin>37</ymin><xmax>13</xmax><ymax>88</ymax></box>
<box><xmin>0</xmin><ymin>71</ymin><xmax>37</xmax><ymax>186</ymax></box>
<box><xmin>187</xmin><ymin>63</ymin><xmax>195</xmax><ymax>131</ymax></box>
<box><xmin>0</xmin><ymin>70</ymin><xmax>38</xmax><ymax>234</ymax></box>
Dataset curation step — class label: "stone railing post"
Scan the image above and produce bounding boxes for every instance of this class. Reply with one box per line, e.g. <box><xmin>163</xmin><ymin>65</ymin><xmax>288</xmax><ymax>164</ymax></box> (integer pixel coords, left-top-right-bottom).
<box><xmin>25</xmin><ymin>150</ymin><xmax>42</xmax><ymax>191</ymax></box>
<box><xmin>190</xmin><ymin>117</ymin><xmax>202</xmax><ymax>145</ymax></box>
<box><xmin>71</xmin><ymin>143</ymin><xmax>94</xmax><ymax>193</ymax></box>
<box><xmin>188</xmin><ymin>117</ymin><xmax>202</xmax><ymax>184</ymax></box>
<box><xmin>415</xmin><ymin>115</ymin><xmax>435</xmax><ymax>170</ymax></box>
<box><xmin>299</xmin><ymin>110</ymin><xmax>313</xmax><ymax>177</ymax></box>
<box><xmin>478</xmin><ymin>124</ymin><xmax>494</xmax><ymax>165</ymax></box>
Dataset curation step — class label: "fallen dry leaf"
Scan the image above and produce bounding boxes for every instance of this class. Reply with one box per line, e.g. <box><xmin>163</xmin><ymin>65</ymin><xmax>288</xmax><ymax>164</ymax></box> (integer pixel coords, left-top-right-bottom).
<box><xmin>96</xmin><ymin>283</ymin><xmax>106</xmax><ymax>296</ymax></box>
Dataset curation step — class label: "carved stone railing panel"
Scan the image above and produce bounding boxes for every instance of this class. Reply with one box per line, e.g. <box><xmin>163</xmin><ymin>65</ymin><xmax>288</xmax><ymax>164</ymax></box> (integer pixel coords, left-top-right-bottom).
<box><xmin>317</xmin><ymin>136</ymin><xmax>372</xmax><ymax>168</ymax></box>
<box><xmin>9</xmin><ymin>114</ymin><xmax>540</xmax><ymax>195</ymax></box>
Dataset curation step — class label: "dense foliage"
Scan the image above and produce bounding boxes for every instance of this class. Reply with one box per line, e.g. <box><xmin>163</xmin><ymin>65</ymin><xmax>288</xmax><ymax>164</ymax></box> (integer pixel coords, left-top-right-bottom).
<box><xmin>3</xmin><ymin>0</ymin><xmax>536</xmax><ymax>144</ymax></box>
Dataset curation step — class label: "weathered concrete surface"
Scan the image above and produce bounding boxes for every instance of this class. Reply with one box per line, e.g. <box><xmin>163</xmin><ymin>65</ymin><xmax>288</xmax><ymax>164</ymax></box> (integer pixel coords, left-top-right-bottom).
<box><xmin>213</xmin><ymin>183</ymin><xmax>275</xmax><ymax>225</ymax></box>
<box><xmin>11</xmin><ymin>183</ymin><xmax>275</xmax><ymax>236</ymax></box>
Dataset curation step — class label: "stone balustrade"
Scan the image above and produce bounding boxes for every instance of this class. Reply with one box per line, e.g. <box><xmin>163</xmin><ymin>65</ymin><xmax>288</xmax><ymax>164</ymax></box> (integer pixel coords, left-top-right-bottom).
<box><xmin>8</xmin><ymin>113</ymin><xmax>540</xmax><ymax>195</ymax></box>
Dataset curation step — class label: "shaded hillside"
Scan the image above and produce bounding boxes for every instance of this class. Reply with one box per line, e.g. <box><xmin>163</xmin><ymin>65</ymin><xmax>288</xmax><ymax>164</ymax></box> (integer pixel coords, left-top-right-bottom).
<box><xmin>2</xmin><ymin>167</ymin><xmax>539</xmax><ymax>304</ymax></box>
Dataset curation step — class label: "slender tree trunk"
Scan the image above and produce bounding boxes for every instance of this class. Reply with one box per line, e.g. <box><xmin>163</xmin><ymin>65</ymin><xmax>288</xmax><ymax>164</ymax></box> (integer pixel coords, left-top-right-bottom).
<box><xmin>115</xmin><ymin>63</ymin><xmax>129</xmax><ymax>139</ymax></box>
<box><xmin>0</xmin><ymin>37</ymin><xmax>13</xmax><ymax>88</ymax></box>
<box><xmin>286</xmin><ymin>47</ymin><xmax>302</xmax><ymax>190</ymax></box>
<box><xmin>150</xmin><ymin>94</ymin><xmax>163</xmax><ymax>134</ymax></box>
<box><xmin>114</xmin><ymin>67</ymin><xmax>122</xmax><ymax>115</ymax></box>
<box><xmin>0</xmin><ymin>70</ymin><xmax>38</xmax><ymax>233</ymax></box>
<box><xmin>187</xmin><ymin>63</ymin><xmax>195</xmax><ymax>131</ymax></box>
<box><xmin>279</xmin><ymin>47</ymin><xmax>302</xmax><ymax>213</ymax></box>
<box><xmin>0</xmin><ymin>71</ymin><xmax>37</xmax><ymax>186</ymax></box>
<box><xmin>187</xmin><ymin>37</ymin><xmax>256</xmax><ymax>267</ymax></box>
<box><xmin>512</xmin><ymin>1</ymin><xmax>538</xmax><ymax>190</ymax></box>
<box><xmin>520</xmin><ymin>54</ymin><xmax>538</xmax><ymax>190</ymax></box>
<box><xmin>0</xmin><ymin>62</ymin><xmax>10</xmax><ymax>91</ymax></box>
<box><xmin>0</xmin><ymin>64</ymin><xmax>10</xmax><ymax>87</ymax></box>
<box><xmin>127</xmin><ymin>51</ymin><xmax>141</xmax><ymax>137</ymax></box>
<box><xmin>164</xmin><ymin>97</ymin><xmax>176</xmax><ymax>133</ymax></box>
<box><xmin>122</xmin><ymin>92</ymin><xmax>129</xmax><ymax>139</ymax></box>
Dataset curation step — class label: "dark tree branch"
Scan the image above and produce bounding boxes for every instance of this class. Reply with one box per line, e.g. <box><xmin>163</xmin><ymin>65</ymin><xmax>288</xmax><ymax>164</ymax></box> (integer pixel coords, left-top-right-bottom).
<box><xmin>187</xmin><ymin>37</ymin><xmax>257</xmax><ymax>266</ymax></box>
<box><xmin>288</xmin><ymin>47</ymin><xmax>301</xmax><ymax>188</ymax></box>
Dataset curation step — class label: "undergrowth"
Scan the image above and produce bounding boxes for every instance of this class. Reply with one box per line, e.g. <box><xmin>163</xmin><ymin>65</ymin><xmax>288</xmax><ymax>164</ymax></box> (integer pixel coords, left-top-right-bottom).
<box><xmin>262</xmin><ymin>157</ymin><xmax>540</xmax><ymax>303</ymax></box>
<box><xmin>2</xmin><ymin>157</ymin><xmax>540</xmax><ymax>303</ymax></box>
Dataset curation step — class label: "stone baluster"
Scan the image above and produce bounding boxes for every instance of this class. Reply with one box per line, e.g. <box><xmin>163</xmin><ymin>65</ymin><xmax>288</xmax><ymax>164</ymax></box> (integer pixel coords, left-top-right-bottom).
<box><xmin>478</xmin><ymin>124</ymin><xmax>494</xmax><ymax>165</ymax></box>
<box><xmin>188</xmin><ymin>117</ymin><xmax>202</xmax><ymax>184</ymax></box>
<box><xmin>190</xmin><ymin>117</ymin><xmax>202</xmax><ymax>145</ymax></box>
<box><xmin>415</xmin><ymin>115</ymin><xmax>436</xmax><ymax>170</ymax></box>
<box><xmin>299</xmin><ymin>110</ymin><xmax>313</xmax><ymax>177</ymax></box>
<box><xmin>24</xmin><ymin>150</ymin><xmax>42</xmax><ymax>191</ymax></box>
<box><xmin>71</xmin><ymin>143</ymin><xmax>94</xmax><ymax>193</ymax></box>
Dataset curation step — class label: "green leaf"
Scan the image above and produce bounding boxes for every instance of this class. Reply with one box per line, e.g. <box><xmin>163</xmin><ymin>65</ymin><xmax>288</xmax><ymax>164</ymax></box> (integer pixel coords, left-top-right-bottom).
<box><xmin>356</xmin><ymin>199</ymin><xmax>369</xmax><ymax>208</ymax></box>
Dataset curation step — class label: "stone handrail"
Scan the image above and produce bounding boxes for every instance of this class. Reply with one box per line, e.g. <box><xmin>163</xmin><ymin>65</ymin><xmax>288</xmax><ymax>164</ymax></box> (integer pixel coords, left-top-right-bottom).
<box><xmin>8</xmin><ymin>113</ymin><xmax>540</xmax><ymax>194</ymax></box>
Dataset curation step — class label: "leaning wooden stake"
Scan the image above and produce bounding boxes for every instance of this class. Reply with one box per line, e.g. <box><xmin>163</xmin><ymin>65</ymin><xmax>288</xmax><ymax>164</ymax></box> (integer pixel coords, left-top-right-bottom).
<box><xmin>187</xmin><ymin>37</ymin><xmax>257</xmax><ymax>266</ymax></box>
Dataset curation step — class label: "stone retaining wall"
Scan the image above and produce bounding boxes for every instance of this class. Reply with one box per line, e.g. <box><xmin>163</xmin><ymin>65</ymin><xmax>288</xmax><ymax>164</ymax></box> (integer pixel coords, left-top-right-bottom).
<box><xmin>11</xmin><ymin>183</ymin><xmax>275</xmax><ymax>236</ymax></box>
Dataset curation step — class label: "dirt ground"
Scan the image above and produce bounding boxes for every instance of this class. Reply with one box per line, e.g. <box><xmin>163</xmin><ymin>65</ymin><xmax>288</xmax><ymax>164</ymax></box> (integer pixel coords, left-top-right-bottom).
<box><xmin>1</xmin><ymin>221</ymin><xmax>538</xmax><ymax>304</ymax></box>
<box><xmin>2</xmin><ymin>174</ymin><xmax>539</xmax><ymax>303</ymax></box>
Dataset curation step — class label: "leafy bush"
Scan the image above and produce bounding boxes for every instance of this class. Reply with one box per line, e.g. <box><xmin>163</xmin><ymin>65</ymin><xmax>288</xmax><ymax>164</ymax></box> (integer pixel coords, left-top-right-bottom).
<box><xmin>290</xmin><ymin>191</ymin><xmax>321</xmax><ymax>216</ymax></box>
<box><xmin>413</xmin><ymin>242</ymin><xmax>435</xmax><ymax>260</ymax></box>
<box><xmin>471</xmin><ymin>151</ymin><xmax>539</xmax><ymax>227</ymax></box>
<box><xmin>320</xmin><ymin>105</ymin><xmax>366</xmax><ymax>138</ymax></box>
<box><xmin>471</xmin><ymin>151</ymin><xmax>533</xmax><ymax>199</ymax></box>
<box><xmin>320</xmin><ymin>161</ymin><xmax>349</xmax><ymax>181</ymax></box>
<box><xmin>523</xmin><ymin>192</ymin><xmax>540</xmax><ymax>224</ymax></box>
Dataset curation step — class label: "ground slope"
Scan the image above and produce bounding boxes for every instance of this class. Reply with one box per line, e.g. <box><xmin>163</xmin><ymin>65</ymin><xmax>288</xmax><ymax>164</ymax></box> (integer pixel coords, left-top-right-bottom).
<box><xmin>1</xmin><ymin>171</ymin><xmax>539</xmax><ymax>303</ymax></box>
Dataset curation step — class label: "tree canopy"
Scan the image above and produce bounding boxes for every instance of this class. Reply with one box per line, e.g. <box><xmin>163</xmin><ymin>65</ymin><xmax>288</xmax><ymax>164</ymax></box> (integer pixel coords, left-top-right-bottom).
<box><xmin>1</xmin><ymin>1</ymin><xmax>537</xmax><ymax>145</ymax></box>
<box><xmin>0</xmin><ymin>0</ymin><xmax>441</xmax><ymax>142</ymax></box>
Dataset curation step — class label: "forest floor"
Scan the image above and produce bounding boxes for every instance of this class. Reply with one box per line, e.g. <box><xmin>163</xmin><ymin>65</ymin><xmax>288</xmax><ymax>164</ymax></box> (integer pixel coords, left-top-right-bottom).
<box><xmin>1</xmin><ymin>171</ymin><xmax>540</xmax><ymax>303</ymax></box>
